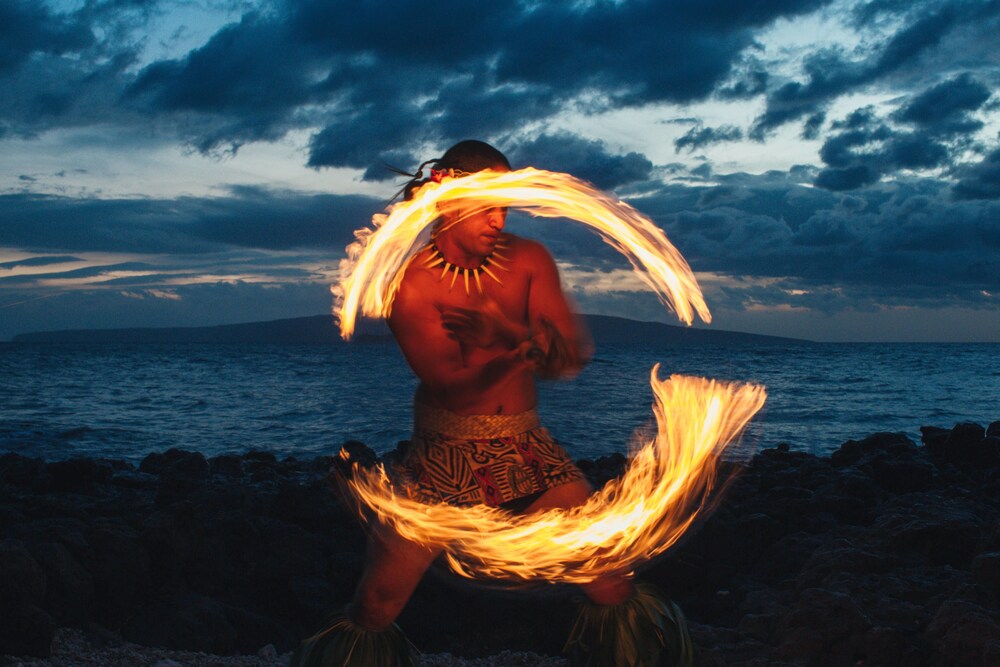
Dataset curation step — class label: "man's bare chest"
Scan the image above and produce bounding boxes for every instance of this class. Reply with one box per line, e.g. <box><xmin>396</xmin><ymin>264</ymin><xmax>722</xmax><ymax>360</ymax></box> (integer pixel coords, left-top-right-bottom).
<box><xmin>432</xmin><ymin>275</ymin><xmax>530</xmax><ymax>324</ymax></box>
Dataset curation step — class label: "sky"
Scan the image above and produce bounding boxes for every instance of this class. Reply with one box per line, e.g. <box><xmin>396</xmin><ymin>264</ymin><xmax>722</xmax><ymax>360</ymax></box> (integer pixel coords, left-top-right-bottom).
<box><xmin>1</xmin><ymin>0</ymin><xmax>999</xmax><ymax>342</ymax></box>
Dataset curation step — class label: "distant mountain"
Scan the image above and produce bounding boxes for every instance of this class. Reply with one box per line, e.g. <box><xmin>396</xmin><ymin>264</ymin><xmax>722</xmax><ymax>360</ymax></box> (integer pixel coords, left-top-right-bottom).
<box><xmin>585</xmin><ymin>315</ymin><xmax>805</xmax><ymax>346</ymax></box>
<box><xmin>11</xmin><ymin>314</ymin><xmax>807</xmax><ymax>345</ymax></box>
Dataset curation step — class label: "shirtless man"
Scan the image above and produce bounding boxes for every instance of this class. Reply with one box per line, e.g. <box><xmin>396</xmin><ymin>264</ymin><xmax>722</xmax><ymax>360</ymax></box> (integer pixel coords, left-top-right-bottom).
<box><xmin>293</xmin><ymin>140</ymin><xmax>689</xmax><ymax>667</ymax></box>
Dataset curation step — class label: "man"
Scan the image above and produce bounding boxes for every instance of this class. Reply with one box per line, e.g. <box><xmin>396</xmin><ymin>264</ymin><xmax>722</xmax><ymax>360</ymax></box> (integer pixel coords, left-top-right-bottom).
<box><xmin>293</xmin><ymin>140</ymin><xmax>690</xmax><ymax>667</ymax></box>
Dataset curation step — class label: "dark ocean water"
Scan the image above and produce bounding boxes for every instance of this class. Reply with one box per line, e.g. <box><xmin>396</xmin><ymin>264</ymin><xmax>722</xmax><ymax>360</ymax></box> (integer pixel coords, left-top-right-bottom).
<box><xmin>1</xmin><ymin>341</ymin><xmax>997</xmax><ymax>463</ymax></box>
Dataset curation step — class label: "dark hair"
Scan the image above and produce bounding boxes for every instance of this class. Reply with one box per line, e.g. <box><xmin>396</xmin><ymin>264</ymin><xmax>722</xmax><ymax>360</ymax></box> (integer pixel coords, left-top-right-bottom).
<box><xmin>438</xmin><ymin>139</ymin><xmax>511</xmax><ymax>173</ymax></box>
<box><xmin>399</xmin><ymin>140</ymin><xmax>511</xmax><ymax>201</ymax></box>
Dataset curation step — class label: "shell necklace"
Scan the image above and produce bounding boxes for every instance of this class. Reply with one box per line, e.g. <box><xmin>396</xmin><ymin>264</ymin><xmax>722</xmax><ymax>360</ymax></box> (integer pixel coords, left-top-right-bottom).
<box><xmin>423</xmin><ymin>240</ymin><xmax>510</xmax><ymax>296</ymax></box>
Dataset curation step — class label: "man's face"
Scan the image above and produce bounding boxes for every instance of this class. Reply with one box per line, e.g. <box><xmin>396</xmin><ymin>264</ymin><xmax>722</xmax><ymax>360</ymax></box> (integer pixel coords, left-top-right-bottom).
<box><xmin>445</xmin><ymin>205</ymin><xmax>507</xmax><ymax>257</ymax></box>
<box><xmin>438</xmin><ymin>165</ymin><xmax>510</xmax><ymax>258</ymax></box>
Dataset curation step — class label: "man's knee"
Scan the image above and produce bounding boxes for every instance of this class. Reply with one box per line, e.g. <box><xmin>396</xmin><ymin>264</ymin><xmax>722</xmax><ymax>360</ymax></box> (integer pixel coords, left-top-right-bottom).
<box><xmin>581</xmin><ymin>573</ymin><xmax>634</xmax><ymax>606</ymax></box>
<box><xmin>350</xmin><ymin>581</ymin><xmax>411</xmax><ymax>632</ymax></box>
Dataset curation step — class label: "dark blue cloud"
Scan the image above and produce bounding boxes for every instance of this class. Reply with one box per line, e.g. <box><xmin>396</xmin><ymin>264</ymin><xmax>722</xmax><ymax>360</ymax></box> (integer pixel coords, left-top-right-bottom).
<box><xmin>814</xmin><ymin>165</ymin><xmax>880</xmax><ymax>191</ymax></box>
<box><xmin>0</xmin><ymin>255</ymin><xmax>82</xmax><ymax>270</ymax></box>
<box><xmin>893</xmin><ymin>73</ymin><xmax>991</xmax><ymax>136</ymax></box>
<box><xmin>674</xmin><ymin>124</ymin><xmax>743</xmax><ymax>153</ymax></box>
<box><xmin>0</xmin><ymin>189</ymin><xmax>379</xmax><ymax>254</ymax></box>
<box><xmin>812</xmin><ymin>73</ymin><xmax>993</xmax><ymax>192</ymax></box>
<box><xmin>118</xmin><ymin>0</ymin><xmax>833</xmax><ymax>166</ymax></box>
<box><xmin>0</xmin><ymin>281</ymin><xmax>331</xmax><ymax>341</ymax></box>
<box><xmin>612</xmin><ymin>174</ymin><xmax>1000</xmax><ymax>306</ymax></box>
<box><xmin>953</xmin><ymin>146</ymin><xmax>1000</xmax><ymax>200</ymax></box>
<box><xmin>750</xmin><ymin>2</ymin><xmax>973</xmax><ymax>139</ymax></box>
<box><xmin>0</xmin><ymin>261</ymin><xmax>157</xmax><ymax>286</ymax></box>
<box><xmin>0</xmin><ymin>1</ymin><xmax>93</xmax><ymax>75</ymax></box>
<box><xmin>506</xmin><ymin>133</ymin><xmax>653</xmax><ymax>190</ymax></box>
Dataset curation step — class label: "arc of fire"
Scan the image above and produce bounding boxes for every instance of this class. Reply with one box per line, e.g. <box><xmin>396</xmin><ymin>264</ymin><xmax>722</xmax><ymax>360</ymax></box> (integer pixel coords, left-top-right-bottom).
<box><xmin>334</xmin><ymin>168</ymin><xmax>710</xmax><ymax>340</ymax></box>
<box><xmin>332</xmin><ymin>168</ymin><xmax>765</xmax><ymax>585</ymax></box>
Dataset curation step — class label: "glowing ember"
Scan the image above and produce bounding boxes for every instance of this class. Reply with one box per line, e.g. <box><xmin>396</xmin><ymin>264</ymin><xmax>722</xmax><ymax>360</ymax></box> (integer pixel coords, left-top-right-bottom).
<box><xmin>344</xmin><ymin>370</ymin><xmax>765</xmax><ymax>584</ymax></box>
<box><xmin>334</xmin><ymin>168</ymin><xmax>710</xmax><ymax>339</ymax></box>
<box><xmin>332</xmin><ymin>167</ymin><xmax>766</xmax><ymax>584</ymax></box>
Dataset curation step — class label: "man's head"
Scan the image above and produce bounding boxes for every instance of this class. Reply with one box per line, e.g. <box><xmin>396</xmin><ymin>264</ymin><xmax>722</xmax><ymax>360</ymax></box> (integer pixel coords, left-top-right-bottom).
<box><xmin>437</xmin><ymin>140</ymin><xmax>511</xmax><ymax>175</ymax></box>
<box><xmin>403</xmin><ymin>140</ymin><xmax>511</xmax><ymax>201</ymax></box>
<box><xmin>406</xmin><ymin>140</ymin><xmax>511</xmax><ymax>261</ymax></box>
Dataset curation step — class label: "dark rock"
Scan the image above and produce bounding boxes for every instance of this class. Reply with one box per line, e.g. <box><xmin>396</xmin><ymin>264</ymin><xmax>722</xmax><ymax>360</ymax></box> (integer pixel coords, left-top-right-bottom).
<box><xmin>140</xmin><ymin>448</ymin><xmax>209</xmax><ymax>479</ymax></box>
<box><xmin>869</xmin><ymin>454</ymin><xmax>934</xmax><ymax>493</ymax></box>
<box><xmin>30</xmin><ymin>541</ymin><xmax>95</xmax><ymax>625</ymax></box>
<box><xmin>154</xmin><ymin>476</ymin><xmax>202</xmax><ymax>505</ymax></box>
<box><xmin>108</xmin><ymin>468</ymin><xmax>157</xmax><ymax>489</ymax></box>
<box><xmin>86</xmin><ymin>523</ymin><xmax>150</xmax><ymax>629</ymax></box>
<box><xmin>577</xmin><ymin>453</ymin><xmax>627</xmax><ymax>487</ymax></box>
<box><xmin>287</xmin><ymin>574</ymin><xmax>338</xmax><ymax>621</ymax></box>
<box><xmin>860</xmin><ymin>432</ymin><xmax>916</xmax><ymax>452</ymax></box>
<box><xmin>797</xmin><ymin>539</ymin><xmax>891</xmax><ymax>590</ymax></box>
<box><xmin>920</xmin><ymin>426</ymin><xmax>950</xmax><ymax>455</ymax></box>
<box><xmin>337</xmin><ymin>440</ymin><xmax>377</xmax><ymax>469</ymax></box>
<box><xmin>875</xmin><ymin>496</ymin><xmax>981</xmax><ymax>568</ymax></box>
<box><xmin>979</xmin><ymin>436</ymin><xmax>1000</xmax><ymax>467</ymax></box>
<box><xmin>141</xmin><ymin>504</ymin><xmax>202</xmax><ymax>581</ymax></box>
<box><xmin>942</xmin><ymin>422</ymin><xmax>986</xmax><ymax>463</ymax></box>
<box><xmin>209</xmin><ymin>454</ymin><xmax>244</xmax><ymax>478</ymax></box>
<box><xmin>774</xmin><ymin>588</ymin><xmax>870</xmax><ymax>661</ymax></box>
<box><xmin>926</xmin><ymin>599</ymin><xmax>1000</xmax><ymax>666</ymax></box>
<box><xmin>859</xmin><ymin>626</ymin><xmax>930</xmax><ymax>667</ymax></box>
<box><xmin>244</xmin><ymin>450</ymin><xmax>277</xmax><ymax>463</ymax></box>
<box><xmin>987</xmin><ymin>421</ymin><xmax>1000</xmax><ymax>438</ymax></box>
<box><xmin>381</xmin><ymin>440</ymin><xmax>411</xmax><ymax>469</ymax></box>
<box><xmin>3</xmin><ymin>422</ymin><xmax>999</xmax><ymax>663</ymax></box>
<box><xmin>0</xmin><ymin>453</ymin><xmax>48</xmax><ymax>489</ymax></box>
<box><xmin>752</xmin><ymin>533</ymin><xmax>822</xmax><ymax>582</ymax></box>
<box><xmin>0</xmin><ymin>503</ymin><xmax>26</xmax><ymax>531</ymax></box>
<box><xmin>0</xmin><ymin>539</ymin><xmax>47</xmax><ymax>608</ymax></box>
<box><xmin>972</xmin><ymin>552</ymin><xmax>1000</xmax><ymax>593</ymax></box>
<box><xmin>0</xmin><ymin>604</ymin><xmax>57</xmax><ymax>657</ymax></box>
<box><xmin>44</xmin><ymin>458</ymin><xmax>113</xmax><ymax>494</ymax></box>
<box><xmin>256</xmin><ymin>518</ymin><xmax>328</xmax><ymax>579</ymax></box>
<box><xmin>328</xmin><ymin>551</ymin><xmax>365</xmax><ymax>598</ymax></box>
<box><xmin>808</xmin><ymin>491</ymin><xmax>871</xmax><ymax>525</ymax></box>
<box><xmin>5</xmin><ymin>518</ymin><xmax>91</xmax><ymax>562</ymax></box>
<box><xmin>830</xmin><ymin>439</ymin><xmax>862</xmax><ymax>467</ymax></box>
<box><xmin>0</xmin><ymin>540</ymin><xmax>53</xmax><ymax>657</ymax></box>
<box><xmin>123</xmin><ymin>592</ymin><xmax>238</xmax><ymax>654</ymax></box>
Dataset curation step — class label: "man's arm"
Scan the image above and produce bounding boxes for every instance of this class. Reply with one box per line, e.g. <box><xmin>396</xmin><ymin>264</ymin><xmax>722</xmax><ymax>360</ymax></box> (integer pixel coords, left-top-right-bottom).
<box><xmin>524</xmin><ymin>240</ymin><xmax>593</xmax><ymax>379</ymax></box>
<box><xmin>387</xmin><ymin>274</ymin><xmax>533</xmax><ymax>411</ymax></box>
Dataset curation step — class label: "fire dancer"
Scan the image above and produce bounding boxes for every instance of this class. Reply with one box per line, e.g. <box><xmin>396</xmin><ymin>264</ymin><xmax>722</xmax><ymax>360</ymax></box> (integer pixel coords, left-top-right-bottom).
<box><xmin>293</xmin><ymin>140</ymin><xmax>692</xmax><ymax>666</ymax></box>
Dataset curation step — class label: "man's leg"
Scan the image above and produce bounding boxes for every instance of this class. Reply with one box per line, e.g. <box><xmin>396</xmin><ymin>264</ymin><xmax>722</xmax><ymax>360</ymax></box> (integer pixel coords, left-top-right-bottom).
<box><xmin>291</xmin><ymin>520</ymin><xmax>439</xmax><ymax>667</ymax></box>
<box><xmin>523</xmin><ymin>479</ymin><xmax>634</xmax><ymax>604</ymax></box>
<box><xmin>350</xmin><ymin>520</ymin><xmax>442</xmax><ymax>631</ymax></box>
<box><xmin>527</xmin><ymin>479</ymin><xmax>693</xmax><ymax>667</ymax></box>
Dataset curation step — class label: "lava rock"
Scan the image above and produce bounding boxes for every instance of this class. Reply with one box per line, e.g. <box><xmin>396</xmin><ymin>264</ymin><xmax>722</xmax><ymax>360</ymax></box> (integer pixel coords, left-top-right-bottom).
<box><xmin>44</xmin><ymin>458</ymin><xmax>113</xmax><ymax>494</ymax></box>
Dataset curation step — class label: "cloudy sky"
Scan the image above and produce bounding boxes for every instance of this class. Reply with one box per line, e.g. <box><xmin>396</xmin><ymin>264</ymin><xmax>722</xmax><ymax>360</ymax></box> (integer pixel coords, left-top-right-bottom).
<box><xmin>1</xmin><ymin>0</ymin><xmax>999</xmax><ymax>342</ymax></box>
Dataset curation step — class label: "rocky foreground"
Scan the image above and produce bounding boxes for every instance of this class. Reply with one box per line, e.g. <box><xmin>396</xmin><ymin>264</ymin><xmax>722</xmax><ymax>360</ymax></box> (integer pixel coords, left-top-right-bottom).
<box><xmin>2</xmin><ymin>421</ymin><xmax>1000</xmax><ymax>666</ymax></box>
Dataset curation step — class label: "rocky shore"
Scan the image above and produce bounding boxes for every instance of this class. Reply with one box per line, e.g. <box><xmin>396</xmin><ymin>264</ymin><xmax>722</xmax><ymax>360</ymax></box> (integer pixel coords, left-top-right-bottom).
<box><xmin>2</xmin><ymin>421</ymin><xmax>999</xmax><ymax>666</ymax></box>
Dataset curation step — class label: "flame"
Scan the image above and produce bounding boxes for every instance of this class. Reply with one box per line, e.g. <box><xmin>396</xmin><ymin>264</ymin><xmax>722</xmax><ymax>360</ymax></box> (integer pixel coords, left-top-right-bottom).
<box><xmin>332</xmin><ymin>167</ymin><xmax>766</xmax><ymax>584</ymax></box>
<box><xmin>345</xmin><ymin>370</ymin><xmax>765</xmax><ymax>584</ymax></box>
<box><xmin>334</xmin><ymin>168</ymin><xmax>710</xmax><ymax>339</ymax></box>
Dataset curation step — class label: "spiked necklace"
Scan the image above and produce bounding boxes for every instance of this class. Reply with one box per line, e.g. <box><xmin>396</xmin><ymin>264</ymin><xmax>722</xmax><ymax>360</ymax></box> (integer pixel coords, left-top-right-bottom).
<box><xmin>423</xmin><ymin>239</ymin><xmax>510</xmax><ymax>296</ymax></box>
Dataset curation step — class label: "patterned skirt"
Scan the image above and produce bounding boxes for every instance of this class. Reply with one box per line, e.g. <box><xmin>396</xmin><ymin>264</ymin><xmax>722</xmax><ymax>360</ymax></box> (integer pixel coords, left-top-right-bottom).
<box><xmin>400</xmin><ymin>403</ymin><xmax>585</xmax><ymax>507</ymax></box>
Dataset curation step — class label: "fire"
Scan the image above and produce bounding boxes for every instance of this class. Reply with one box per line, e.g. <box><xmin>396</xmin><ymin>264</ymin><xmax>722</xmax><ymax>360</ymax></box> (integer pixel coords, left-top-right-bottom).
<box><xmin>345</xmin><ymin>370</ymin><xmax>765</xmax><ymax>584</ymax></box>
<box><xmin>332</xmin><ymin>167</ymin><xmax>766</xmax><ymax>584</ymax></box>
<box><xmin>334</xmin><ymin>168</ymin><xmax>711</xmax><ymax>339</ymax></box>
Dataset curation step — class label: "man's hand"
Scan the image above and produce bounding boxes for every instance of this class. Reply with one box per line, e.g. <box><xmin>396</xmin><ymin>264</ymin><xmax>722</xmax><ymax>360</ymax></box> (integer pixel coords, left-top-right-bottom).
<box><xmin>440</xmin><ymin>300</ymin><xmax>526</xmax><ymax>350</ymax></box>
<box><xmin>530</xmin><ymin>316</ymin><xmax>577</xmax><ymax>380</ymax></box>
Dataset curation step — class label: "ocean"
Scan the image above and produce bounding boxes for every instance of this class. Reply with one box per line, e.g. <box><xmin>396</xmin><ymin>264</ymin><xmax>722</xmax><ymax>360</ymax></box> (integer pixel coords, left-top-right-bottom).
<box><xmin>1</xmin><ymin>341</ymin><xmax>997</xmax><ymax>463</ymax></box>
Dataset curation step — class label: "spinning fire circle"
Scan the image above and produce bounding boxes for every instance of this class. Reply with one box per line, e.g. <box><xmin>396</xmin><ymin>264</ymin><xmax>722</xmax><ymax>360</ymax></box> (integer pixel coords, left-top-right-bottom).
<box><xmin>333</xmin><ymin>168</ymin><xmax>766</xmax><ymax>585</ymax></box>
